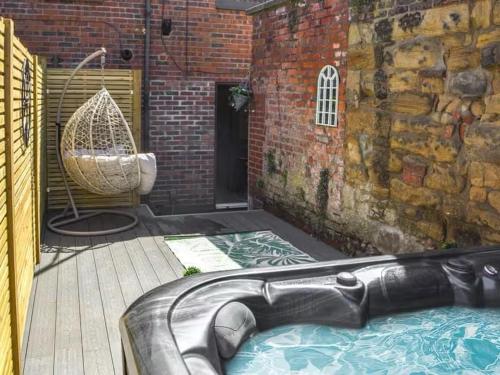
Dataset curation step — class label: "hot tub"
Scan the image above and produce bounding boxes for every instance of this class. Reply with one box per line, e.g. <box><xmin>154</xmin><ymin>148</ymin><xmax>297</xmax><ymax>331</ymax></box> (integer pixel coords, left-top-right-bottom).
<box><xmin>120</xmin><ymin>246</ymin><xmax>500</xmax><ymax>375</ymax></box>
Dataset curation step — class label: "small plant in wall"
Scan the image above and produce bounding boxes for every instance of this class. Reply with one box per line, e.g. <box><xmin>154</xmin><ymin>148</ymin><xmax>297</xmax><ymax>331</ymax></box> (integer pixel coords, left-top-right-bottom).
<box><xmin>281</xmin><ymin>169</ymin><xmax>288</xmax><ymax>187</ymax></box>
<box><xmin>266</xmin><ymin>150</ymin><xmax>278</xmax><ymax>174</ymax></box>
<box><xmin>350</xmin><ymin>0</ymin><xmax>372</xmax><ymax>14</ymax></box>
<box><xmin>229</xmin><ymin>81</ymin><xmax>252</xmax><ymax>112</ymax></box>
<box><xmin>441</xmin><ymin>241</ymin><xmax>458</xmax><ymax>250</ymax></box>
<box><xmin>315</xmin><ymin>168</ymin><xmax>330</xmax><ymax>219</ymax></box>
<box><xmin>289</xmin><ymin>0</ymin><xmax>306</xmax><ymax>8</ymax></box>
<box><xmin>256</xmin><ymin>178</ymin><xmax>265</xmax><ymax>190</ymax></box>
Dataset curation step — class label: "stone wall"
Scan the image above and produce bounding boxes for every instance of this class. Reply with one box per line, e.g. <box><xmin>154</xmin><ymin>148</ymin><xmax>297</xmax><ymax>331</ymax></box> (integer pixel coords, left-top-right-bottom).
<box><xmin>344</xmin><ymin>0</ymin><xmax>500</xmax><ymax>252</ymax></box>
<box><xmin>249</xmin><ymin>0</ymin><xmax>500</xmax><ymax>255</ymax></box>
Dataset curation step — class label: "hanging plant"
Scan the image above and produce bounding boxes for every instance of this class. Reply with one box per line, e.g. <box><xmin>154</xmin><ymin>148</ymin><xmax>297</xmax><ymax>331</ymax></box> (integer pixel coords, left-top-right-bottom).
<box><xmin>229</xmin><ymin>82</ymin><xmax>252</xmax><ymax>112</ymax></box>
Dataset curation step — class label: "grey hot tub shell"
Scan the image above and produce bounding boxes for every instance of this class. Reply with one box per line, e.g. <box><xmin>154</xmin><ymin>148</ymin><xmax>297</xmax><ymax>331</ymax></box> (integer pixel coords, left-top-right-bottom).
<box><xmin>120</xmin><ymin>246</ymin><xmax>500</xmax><ymax>375</ymax></box>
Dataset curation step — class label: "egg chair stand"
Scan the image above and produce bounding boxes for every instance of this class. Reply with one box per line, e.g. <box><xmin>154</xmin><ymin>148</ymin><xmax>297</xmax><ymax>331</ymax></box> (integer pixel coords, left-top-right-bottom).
<box><xmin>47</xmin><ymin>48</ymin><xmax>139</xmax><ymax>236</ymax></box>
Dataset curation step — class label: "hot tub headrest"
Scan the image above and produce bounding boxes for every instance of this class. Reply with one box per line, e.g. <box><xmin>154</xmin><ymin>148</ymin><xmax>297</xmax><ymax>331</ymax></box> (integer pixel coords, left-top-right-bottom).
<box><xmin>213</xmin><ymin>302</ymin><xmax>257</xmax><ymax>360</ymax></box>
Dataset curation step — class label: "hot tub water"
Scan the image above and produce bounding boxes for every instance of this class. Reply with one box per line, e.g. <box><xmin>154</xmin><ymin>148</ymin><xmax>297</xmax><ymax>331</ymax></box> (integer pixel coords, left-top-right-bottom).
<box><xmin>225</xmin><ymin>306</ymin><xmax>500</xmax><ymax>374</ymax></box>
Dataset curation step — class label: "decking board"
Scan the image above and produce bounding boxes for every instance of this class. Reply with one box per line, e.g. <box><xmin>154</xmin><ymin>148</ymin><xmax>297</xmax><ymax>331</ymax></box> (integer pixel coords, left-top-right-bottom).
<box><xmin>53</xmin><ymin>233</ymin><xmax>84</xmax><ymax>375</ymax></box>
<box><xmin>23</xmin><ymin>230</ymin><xmax>59</xmax><ymax>375</ymax></box>
<box><xmin>132</xmin><ymin>221</ymin><xmax>178</xmax><ymax>284</ymax></box>
<box><xmin>91</xmin><ymin>238</ymin><xmax>126</xmax><ymax>375</ymax></box>
<box><xmin>23</xmin><ymin>207</ymin><xmax>344</xmax><ymax>374</ymax></box>
<box><xmin>75</xmin><ymin>228</ymin><xmax>115</xmax><ymax>375</ymax></box>
<box><xmin>120</xmin><ymin>231</ymin><xmax>160</xmax><ymax>294</ymax></box>
<box><xmin>105</xmin><ymin>231</ymin><xmax>144</xmax><ymax>307</ymax></box>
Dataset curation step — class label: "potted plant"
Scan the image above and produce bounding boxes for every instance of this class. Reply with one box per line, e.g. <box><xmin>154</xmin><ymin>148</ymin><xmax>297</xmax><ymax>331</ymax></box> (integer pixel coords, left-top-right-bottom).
<box><xmin>229</xmin><ymin>82</ymin><xmax>252</xmax><ymax>111</ymax></box>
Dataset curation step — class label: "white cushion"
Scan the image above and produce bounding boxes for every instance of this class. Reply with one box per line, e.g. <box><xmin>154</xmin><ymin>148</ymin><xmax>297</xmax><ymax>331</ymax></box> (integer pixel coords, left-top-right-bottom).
<box><xmin>137</xmin><ymin>153</ymin><xmax>157</xmax><ymax>195</ymax></box>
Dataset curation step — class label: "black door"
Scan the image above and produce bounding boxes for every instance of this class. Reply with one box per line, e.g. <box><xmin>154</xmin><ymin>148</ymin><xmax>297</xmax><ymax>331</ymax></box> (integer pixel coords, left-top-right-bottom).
<box><xmin>215</xmin><ymin>84</ymin><xmax>248</xmax><ymax>209</ymax></box>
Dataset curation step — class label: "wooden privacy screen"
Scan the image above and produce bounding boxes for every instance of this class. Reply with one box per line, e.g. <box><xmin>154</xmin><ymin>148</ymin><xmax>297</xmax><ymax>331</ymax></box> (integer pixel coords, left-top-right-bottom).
<box><xmin>0</xmin><ymin>18</ymin><xmax>45</xmax><ymax>375</ymax></box>
<box><xmin>46</xmin><ymin>68</ymin><xmax>142</xmax><ymax>210</ymax></box>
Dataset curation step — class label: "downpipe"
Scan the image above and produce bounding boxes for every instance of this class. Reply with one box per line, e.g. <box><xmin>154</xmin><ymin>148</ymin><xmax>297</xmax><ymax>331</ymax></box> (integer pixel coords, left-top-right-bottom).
<box><xmin>143</xmin><ymin>0</ymin><xmax>152</xmax><ymax>153</ymax></box>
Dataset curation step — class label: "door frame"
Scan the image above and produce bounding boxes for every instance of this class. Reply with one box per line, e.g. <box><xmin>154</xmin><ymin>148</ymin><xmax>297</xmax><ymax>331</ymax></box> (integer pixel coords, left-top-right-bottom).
<box><xmin>213</xmin><ymin>82</ymin><xmax>249</xmax><ymax>210</ymax></box>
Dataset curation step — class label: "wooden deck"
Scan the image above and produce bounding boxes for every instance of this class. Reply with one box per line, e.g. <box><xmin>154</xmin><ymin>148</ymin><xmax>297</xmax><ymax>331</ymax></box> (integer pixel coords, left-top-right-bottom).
<box><xmin>21</xmin><ymin>207</ymin><xmax>345</xmax><ymax>374</ymax></box>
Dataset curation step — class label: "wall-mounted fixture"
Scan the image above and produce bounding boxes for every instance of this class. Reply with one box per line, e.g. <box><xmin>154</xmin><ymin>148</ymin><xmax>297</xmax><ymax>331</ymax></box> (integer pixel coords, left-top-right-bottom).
<box><xmin>120</xmin><ymin>49</ymin><xmax>134</xmax><ymax>61</ymax></box>
<box><xmin>161</xmin><ymin>19</ymin><xmax>172</xmax><ymax>36</ymax></box>
<box><xmin>50</xmin><ymin>55</ymin><xmax>63</xmax><ymax>67</ymax></box>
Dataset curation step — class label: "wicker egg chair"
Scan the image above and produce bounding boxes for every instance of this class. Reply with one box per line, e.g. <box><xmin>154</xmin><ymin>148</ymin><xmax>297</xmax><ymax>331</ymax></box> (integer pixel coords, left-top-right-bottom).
<box><xmin>61</xmin><ymin>87</ymin><xmax>141</xmax><ymax>195</ymax></box>
<box><xmin>48</xmin><ymin>48</ymin><xmax>140</xmax><ymax>236</ymax></box>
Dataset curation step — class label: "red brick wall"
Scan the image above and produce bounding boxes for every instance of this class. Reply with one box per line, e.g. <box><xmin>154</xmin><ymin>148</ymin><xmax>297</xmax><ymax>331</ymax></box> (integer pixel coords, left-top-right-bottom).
<box><xmin>1</xmin><ymin>0</ymin><xmax>252</xmax><ymax>214</ymax></box>
<box><xmin>248</xmin><ymin>0</ymin><xmax>349</xmax><ymax>220</ymax></box>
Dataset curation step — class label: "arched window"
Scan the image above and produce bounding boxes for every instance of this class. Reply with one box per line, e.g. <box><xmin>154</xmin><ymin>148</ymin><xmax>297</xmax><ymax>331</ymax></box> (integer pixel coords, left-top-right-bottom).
<box><xmin>316</xmin><ymin>65</ymin><xmax>339</xmax><ymax>127</ymax></box>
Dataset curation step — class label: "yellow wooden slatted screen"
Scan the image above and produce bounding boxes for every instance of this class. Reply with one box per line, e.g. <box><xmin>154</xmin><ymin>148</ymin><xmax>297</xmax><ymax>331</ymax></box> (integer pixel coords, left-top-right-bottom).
<box><xmin>10</xmin><ymin>36</ymin><xmax>37</xmax><ymax>356</ymax></box>
<box><xmin>46</xmin><ymin>68</ymin><xmax>142</xmax><ymax>210</ymax></box>
<box><xmin>0</xmin><ymin>18</ymin><xmax>44</xmax><ymax>375</ymax></box>
<box><xmin>0</xmin><ymin>18</ymin><xmax>14</xmax><ymax>375</ymax></box>
<box><xmin>34</xmin><ymin>59</ymin><xmax>46</xmax><ymax>266</ymax></box>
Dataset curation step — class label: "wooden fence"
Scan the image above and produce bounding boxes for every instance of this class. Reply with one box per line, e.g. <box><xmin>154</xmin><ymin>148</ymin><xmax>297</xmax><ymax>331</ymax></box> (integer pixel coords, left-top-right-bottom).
<box><xmin>0</xmin><ymin>18</ymin><xmax>45</xmax><ymax>375</ymax></box>
<box><xmin>0</xmin><ymin>18</ymin><xmax>141</xmax><ymax>375</ymax></box>
<box><xmin>46</xmin><ymin>68</ymin><xmax>142</xmax><ymax>209</ymax></box>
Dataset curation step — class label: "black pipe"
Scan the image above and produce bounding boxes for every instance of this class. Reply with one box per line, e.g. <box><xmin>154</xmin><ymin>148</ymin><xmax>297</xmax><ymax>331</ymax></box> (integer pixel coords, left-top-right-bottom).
<box><xmin>185</xmin><ymin>0</ymin><xmax>189</xmax><ymax>77</ymax></box>
<box><xmin>143</xmin><ymin>0</ymin><xmax>152</xmax><ymax>152</ymax></box>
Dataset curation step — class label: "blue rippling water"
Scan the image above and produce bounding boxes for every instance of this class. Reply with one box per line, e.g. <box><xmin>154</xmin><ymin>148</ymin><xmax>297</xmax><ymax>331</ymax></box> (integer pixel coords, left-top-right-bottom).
<box><xmin>225</xmin><ymin>306</ymin><xmax>500</xmax><ymax>375</ymax></box>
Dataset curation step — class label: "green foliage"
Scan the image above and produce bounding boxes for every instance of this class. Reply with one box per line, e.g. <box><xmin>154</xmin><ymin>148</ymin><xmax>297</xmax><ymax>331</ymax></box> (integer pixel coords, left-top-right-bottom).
<box><xmin>256</xmin><ymin>178</ymin><xmax>265</xmax><ymax>190</ymax></box>
<box><xmin>287</xmin><ymin>7</ymin><xmax>299</xmax><ymax>33</ymax></box>
<box><xmin>183</xmin><ymin>266</ymin><xmax>202</xmax><ymax>277</ymax></box>
<box><xmin>266</xmin><ymin>150</ymin><xmax>278</xmax><ymax>174</ymax></box>
<box><xmin>315</xmin><ymin>168</ymin><xmax>330</xmax><ymax>217</ymax></box>
<box><xmin>229</xmin><ymin>82</ymin><xmax>252</xmax><ymax>111</ymax></box>
<box><xmin>441</xmin><ymin>241</ymin><xmax>458</xmax><ymax>250</ymax></box>
<box><xmin>229</xmin><ymin>85</ymin><xmax>251</xmax><ymax>97</ymax></box>
<box><xmin>297</xmin><ymin>187</ymin><xmax>306</xmax><ymax>201</ymax></box>
<box><xmin>350</xmin><ymin>0</ymin><xmax>371</xmax><ymax>9</ymax></box>
<box><xmin>350</xmin><ymin>0</ymin><xmax>372</xmax><ymax>15</ymax></box>
<box><xmin>281</xmin><ymin>170</ymin><xmax>288</xmax><ymax>187</ymax></box>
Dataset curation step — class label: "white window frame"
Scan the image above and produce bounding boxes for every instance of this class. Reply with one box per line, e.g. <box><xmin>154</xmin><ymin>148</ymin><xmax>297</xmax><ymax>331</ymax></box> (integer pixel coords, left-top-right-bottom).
<box><xmin>315</xmin><ymin>65</ymin><xmax>339</xmax><ymax>127</ymax></box>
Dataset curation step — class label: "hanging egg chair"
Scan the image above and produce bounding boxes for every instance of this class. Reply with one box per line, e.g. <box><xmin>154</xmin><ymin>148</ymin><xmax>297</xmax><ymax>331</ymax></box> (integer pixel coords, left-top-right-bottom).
<box><xmin>61</xmin><ymin>87</ymin><xmax>141</xmax><ymax>195</ymax></box>
<box><xmin>48</xmin><ymin>48</ymin><xmax>155</xmax><ymax>236</ymax></box>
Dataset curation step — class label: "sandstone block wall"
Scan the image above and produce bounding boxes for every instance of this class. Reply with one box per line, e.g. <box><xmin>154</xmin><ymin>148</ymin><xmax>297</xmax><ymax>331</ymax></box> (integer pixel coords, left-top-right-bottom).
<box><xmin>250</xmin><ymin>0</ymin><xmax>500</xmax><ymax>255</ymax></box>
<box><xmin>344</xmin><ymin>0</ymin><xmax>500</xmax><ymax>251</ymax></box>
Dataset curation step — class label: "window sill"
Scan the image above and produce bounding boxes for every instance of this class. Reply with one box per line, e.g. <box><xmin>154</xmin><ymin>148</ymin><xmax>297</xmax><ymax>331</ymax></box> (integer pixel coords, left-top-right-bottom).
<box><xmin>216</xmin><ymin>0</ymin><xmax>262</xmax><ymax>11</ymax></box>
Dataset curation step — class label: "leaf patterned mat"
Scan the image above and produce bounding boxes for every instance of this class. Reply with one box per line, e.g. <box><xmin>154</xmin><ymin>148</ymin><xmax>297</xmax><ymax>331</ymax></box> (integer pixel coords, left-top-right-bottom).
<box><xmin>165</xmin><ymin>230</ymin><xmax>316</xmax><ymax>272</ymax></box>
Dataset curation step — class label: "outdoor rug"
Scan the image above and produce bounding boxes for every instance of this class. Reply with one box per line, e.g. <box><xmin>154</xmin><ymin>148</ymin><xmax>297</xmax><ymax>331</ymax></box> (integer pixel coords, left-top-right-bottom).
<box><xmin>164</xmin><ymin>230</ymin><xmax>316</xmax><ymax>272</ymax></box>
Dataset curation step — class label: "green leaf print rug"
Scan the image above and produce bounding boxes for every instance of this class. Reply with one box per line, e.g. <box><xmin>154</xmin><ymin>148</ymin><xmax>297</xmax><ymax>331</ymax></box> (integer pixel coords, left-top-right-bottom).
<box><xmin>164</xmin><ymin>230</ymin><xmax>316</xmax><ymax>272</ymax></box>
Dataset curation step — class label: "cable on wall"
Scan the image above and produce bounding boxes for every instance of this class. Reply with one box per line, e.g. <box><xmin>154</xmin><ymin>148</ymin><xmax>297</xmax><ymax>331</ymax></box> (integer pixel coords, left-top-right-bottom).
<box><xmin>160</xmin><ymin>0</ymin><xmax>238</xmax><ymax>76</ymax></box>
